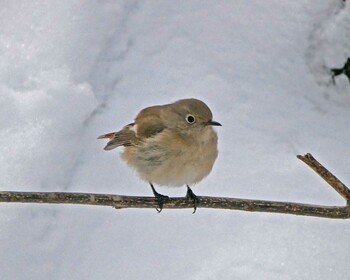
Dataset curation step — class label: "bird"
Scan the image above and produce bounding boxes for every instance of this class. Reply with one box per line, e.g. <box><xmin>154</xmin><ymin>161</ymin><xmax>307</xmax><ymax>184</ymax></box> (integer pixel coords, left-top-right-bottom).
<box><xmin>98</xmin><ymin>98</ymin><xmax>221</xmax><ymax>212</ymax></box>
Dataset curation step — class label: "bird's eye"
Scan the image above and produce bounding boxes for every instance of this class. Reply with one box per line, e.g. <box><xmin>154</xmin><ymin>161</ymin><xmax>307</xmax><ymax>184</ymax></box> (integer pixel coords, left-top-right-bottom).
<box><xmin>186</xmin><ymin>114</ymin><xmax>195</xmax><ymax>124</ymax></box>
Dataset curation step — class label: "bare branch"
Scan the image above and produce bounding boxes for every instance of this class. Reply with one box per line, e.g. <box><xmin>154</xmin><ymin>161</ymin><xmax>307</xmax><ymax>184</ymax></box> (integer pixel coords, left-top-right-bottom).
<box><xmin>0</xmin><ymin>191</ymin><xmax>349</xmax><ymax>219</ymax></box>
<box><xmin>0</xmin><ymin>153</ymin><xmax>349</xmax><ymax>219</ymax></box>
<box><xmin>297</xmin><ymin>153</ymin><xmax>350</xmax><ymax>204</ymax></box>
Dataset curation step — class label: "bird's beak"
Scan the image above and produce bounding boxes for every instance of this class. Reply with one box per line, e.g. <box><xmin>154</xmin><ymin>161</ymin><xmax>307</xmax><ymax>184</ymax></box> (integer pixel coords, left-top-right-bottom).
<box><xmin>207</xmin><ymin>120</ymin><xmax>222</xmax><ymax>126</ymax></box>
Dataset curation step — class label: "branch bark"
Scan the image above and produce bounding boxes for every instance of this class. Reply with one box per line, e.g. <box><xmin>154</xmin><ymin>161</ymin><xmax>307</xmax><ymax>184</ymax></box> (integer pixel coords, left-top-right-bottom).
<box><xmin>0</xmin><ymin>153</ymin><xmax>350</xmax><ymax>219</ymax></box>
<box><xmin>0</xmin><ymin>191</ymin><xmax>349</xmax><ymax>219</ymax></box>
<box><xmin>297</xmin><ymin>153</ymin><xmax>350</xmax><ymax>204</ymax></box>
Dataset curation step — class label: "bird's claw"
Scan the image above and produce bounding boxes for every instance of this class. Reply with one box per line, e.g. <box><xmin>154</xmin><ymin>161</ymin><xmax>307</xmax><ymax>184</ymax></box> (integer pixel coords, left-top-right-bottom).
<box><xmin>150</xmin><ymin>183</ymin><xmax>169</xmax><ymax>213</ymax></box>
<box><xmin>186</xmin><ymin>185</ymin><xmax>199</xmax><ymax>214</ymax></box>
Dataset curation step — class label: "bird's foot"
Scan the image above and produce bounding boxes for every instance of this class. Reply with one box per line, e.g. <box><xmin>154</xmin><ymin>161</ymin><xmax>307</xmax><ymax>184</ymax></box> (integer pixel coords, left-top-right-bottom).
<box><xmin>186</xmin><ymin>185</ymin><xmax>199</xmax><ymax>214</ymax></box>
<box><xmin>150</xmin><ymin>183</ymin><xmax>169</xmax><ymax>213</ymax></box>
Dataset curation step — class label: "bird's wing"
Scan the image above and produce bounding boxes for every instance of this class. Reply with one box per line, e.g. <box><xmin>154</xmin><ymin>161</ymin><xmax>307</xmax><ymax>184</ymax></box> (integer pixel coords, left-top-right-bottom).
<box><xmin>98</xmin><ymin>105</ymin><xmax>167</xmax><ymax>151</ymax></box>
<box><xmin>98</xmin><ymin>123</ymin><xmax>138</xmax><ymax>150</ymax></box>
<box><xmin>134</xmin><ymin>105</ymin><xmax>166</xmax><ymax>138</ymax></box>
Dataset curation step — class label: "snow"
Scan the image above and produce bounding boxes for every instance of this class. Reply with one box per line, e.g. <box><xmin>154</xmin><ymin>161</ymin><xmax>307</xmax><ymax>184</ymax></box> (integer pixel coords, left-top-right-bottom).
<box><xmin>1</xmin><ymin>0</ymin><xmax>350</xmax><ymax>279</ymax></box>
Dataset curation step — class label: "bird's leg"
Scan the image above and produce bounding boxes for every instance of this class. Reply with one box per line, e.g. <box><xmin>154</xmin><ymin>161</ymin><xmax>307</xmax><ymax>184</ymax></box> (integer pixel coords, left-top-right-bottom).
<box><xmin>186</xmin><ymin>185</ymin><xmax>199</xmax><ymax>214</ymax></box>
<box><xmin>149</xmin><ymin>183</ymin><xmax>169</xmax><ymax>213</ymax></box>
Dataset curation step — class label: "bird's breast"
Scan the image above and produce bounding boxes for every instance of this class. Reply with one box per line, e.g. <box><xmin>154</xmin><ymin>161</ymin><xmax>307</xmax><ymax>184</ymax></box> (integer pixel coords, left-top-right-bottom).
<box><xmin>122</xmin><ymin>127</ymin><xmax>218</xmax><ymax>187</ymax></box>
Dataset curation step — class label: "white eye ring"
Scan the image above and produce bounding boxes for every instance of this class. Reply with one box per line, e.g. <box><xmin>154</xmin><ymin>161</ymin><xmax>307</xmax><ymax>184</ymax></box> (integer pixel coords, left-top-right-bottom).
<box><xmin>186</xmin><ymin>114</ymin><xmax>195</xmax><ymax>124</ymax></box>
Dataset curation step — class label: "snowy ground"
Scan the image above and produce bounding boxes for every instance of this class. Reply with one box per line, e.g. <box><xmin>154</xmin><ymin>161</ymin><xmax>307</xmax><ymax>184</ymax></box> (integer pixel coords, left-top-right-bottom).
<box><xmin>1</xmin><ymin>1</ymin><xmax>350</xmax><ymax>279</ymax></box>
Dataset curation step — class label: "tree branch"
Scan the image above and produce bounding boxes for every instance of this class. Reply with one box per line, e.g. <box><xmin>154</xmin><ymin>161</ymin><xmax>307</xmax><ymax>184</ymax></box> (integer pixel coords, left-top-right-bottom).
<box><xmin>0</xmin><ymin>190</ymin><xmax>349</xmax><ymax>219</ymax></box>
<box><xmin>331</xmin><ymin>58</ymin><xmax>350</xmax><ymax>84</ymax></box>
<box><xmin>0</xmin><ymin>153</ymin><xmax>350</xmax><ymax>219</ymax></box>
<box><xmin>297</xmin><ymin>153</ymin><xmax>350</xmax><ymax>204</ymax></box>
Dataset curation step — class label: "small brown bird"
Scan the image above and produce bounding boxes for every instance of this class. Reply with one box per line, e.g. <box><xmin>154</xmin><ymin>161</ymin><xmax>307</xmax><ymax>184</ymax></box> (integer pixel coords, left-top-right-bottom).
<box><xmin>98</xmin><ymin>98</ymin><xmax>221</xmax><ymax>212</ymax></box>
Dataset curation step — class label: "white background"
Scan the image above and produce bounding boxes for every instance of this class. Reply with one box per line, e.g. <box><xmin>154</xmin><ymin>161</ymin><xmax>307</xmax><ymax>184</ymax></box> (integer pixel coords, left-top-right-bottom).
<box><xmin>1</xmin><ymin>1</ymin><xmax>350</xmax><ymax>279</ymax></box>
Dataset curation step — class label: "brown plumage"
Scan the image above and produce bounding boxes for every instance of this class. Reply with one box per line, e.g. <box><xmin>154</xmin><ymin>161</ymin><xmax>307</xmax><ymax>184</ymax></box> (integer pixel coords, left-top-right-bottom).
<box><xmin>98</xmin><ymin>98</ymin><xmax>221</xmax><ymax>212</ymax></box>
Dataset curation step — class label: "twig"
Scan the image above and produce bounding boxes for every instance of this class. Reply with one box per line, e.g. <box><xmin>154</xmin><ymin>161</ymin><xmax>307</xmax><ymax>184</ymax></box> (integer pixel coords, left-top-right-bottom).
<box><xmin>331</xmin><ymin>58</ymin><xmax>350</xmax><ymax>83</ymax></box>
<box><xmin>0</xmin><ymin>153</ymin><xmax>349</xmax><ymax>219</ymax></box>
<box><xmin>297</xmin><ymin>153</ymin><xmax>350</xmax><ymax>204</ymax></box>
<box><xmin>0</xmin><ymin>191</ymin><xmax>349</xmax><ymax>219</ymax></box>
